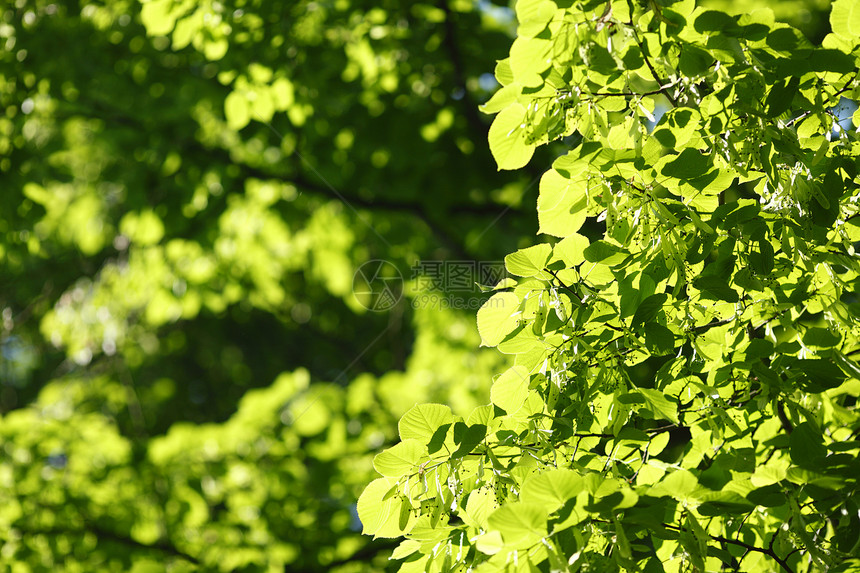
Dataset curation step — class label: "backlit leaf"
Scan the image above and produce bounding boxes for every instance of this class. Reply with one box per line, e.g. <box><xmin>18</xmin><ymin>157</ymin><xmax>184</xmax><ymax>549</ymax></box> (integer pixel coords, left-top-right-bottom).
<box><xmin>537</xmin><ymin>169</ymin><xmax>588</xmax><ymax>237</ymax></box>
<box><xmin>487</xmin><ymin>502</ymin><xmax>547</xmax><ymax>549</ymax></box>
<box><xmin>489</xmin><ymin>104</ymin><xmax>536</xmax><ymax>170</ymax></box>
<box><xmin>398</xmin><ymin>404</ymin><xmax>454</xmax><ymax>443</ymax></box>
<box><xmin>505</xmin><ymin>244</ymin><xmax>552</xmax><ymax>277</ymax></box>
<box><xmin>477</xmin><ymin>292</ymin><xmax>521</xmax><ymax>347</ymax></box>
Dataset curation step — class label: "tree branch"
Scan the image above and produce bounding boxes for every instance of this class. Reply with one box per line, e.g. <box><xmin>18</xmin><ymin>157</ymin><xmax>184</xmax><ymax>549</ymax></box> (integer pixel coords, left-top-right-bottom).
<box><xmin>690</xmin><ymin>316</ymin><xmax>735</xmax><ymax>334</ymax></box>
<box><xmin>659</xmin><ymin>522</ymin><xmax>795</xmax><ymax>573</ymax></box>
<box><xmin>545</xmin><ymin>268</ymin><xmax>583</xmax><ymax>303</ymax></box>
<box><xmin>628</xmin><ymin>27</ymin><xmax>678</xmax><ymax>107</ymax></box>
<box><xmin>580</xmin><ymin>78</ymin><xmax>682</xmax><ymax>99</ymax></box>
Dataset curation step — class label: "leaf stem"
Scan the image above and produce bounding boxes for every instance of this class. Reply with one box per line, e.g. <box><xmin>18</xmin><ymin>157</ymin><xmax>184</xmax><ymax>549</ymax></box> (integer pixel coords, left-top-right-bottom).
<box><xmin>628</xmin><ymin>28</ymin><xmax>678</xmax><ymax>107</ymax></box>
<box><xmin>654</xmin><ymin>522</ymin><xmax>796</xmax><ymax>573</ymax></box>
<box><xmin>545</xmin><ymin>268</ymin><xmax>582</xmax><ymax>303</ymax></box>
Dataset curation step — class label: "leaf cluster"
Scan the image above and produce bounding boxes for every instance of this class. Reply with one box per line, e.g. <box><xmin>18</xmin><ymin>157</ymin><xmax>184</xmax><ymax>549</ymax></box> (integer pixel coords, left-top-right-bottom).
<box><xmin>361</xmin><ymin>1</ymin><xmax>860</xmax><ymax>571</ymax></box>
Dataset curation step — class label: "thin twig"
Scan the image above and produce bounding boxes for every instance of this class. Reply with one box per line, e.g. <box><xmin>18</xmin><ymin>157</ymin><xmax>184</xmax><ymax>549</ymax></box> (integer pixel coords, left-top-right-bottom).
<box><xmin>629</xmin><ymin>28</ymin><xmax>678</xmax><ymax>106</ymax></box>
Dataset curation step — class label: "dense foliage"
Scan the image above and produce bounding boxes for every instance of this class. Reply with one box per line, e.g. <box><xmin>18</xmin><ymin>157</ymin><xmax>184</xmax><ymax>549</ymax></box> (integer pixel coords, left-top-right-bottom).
<box><xmin>359</xmin><ymin>1</ymin><xmax>860</xmax><ymax>572</ymax></box>
<box><xmin>0</xmin><ymin>0</ymin><xmax>534</xmax><ymax>571</ymax></box>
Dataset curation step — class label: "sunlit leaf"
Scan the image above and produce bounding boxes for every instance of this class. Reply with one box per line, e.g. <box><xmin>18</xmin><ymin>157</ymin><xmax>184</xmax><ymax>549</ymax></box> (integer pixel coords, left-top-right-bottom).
<box><xmin>505</xmin><ymin>244</ymin><xmax>552</xmax><ymax>277</ymax></box>
<box><xmin>477</xmin><ymin>292</ymin><xmax>521</xmax><ymax>347</ymax></box>
<box><xmin>486</xmin><ymin>502</ymin><xmax>547</xmax><ymax>549</ymax></box>
<box><xmin>488</xmin><ymin>103</ymin><xmax>536</xmax><ymax>170</ymax></box>
<box><xmin>537</xmin><ymin>169</ymin><xmax>588</xmax><ymax>237</ymax></box>
<box><xmin>398</xmin><ymin>404</ymin><xmax>454</xmax><ymax>443</ymax></box>
<box><xmin>373</xmin><ymin>439</ymin><xmax>426</xmax><ymax>477</ymax></box>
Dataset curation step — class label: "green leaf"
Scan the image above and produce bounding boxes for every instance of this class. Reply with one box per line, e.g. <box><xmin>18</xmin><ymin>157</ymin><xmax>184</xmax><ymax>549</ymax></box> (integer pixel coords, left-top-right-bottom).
<box><xmin>693</xmin><ymin>275</ymin><xmax>739</xmax><ymax>302</ymax></box>
<box><xmin>652</xmin><ymin>108</ymin><xmax>701</xmax><ymax>148</ymax></box>
<box><xmin>616</xmin><ymin>392</ymin><xmax>645</xmax><ymax>406</ymax></box>
<box><xmin>497</xmin><ymin>325</ymin><xmax>544</xmax><ymax>355</ymax></box>
<box><xmin>495</xmin><ymin>58</ymin><xmax>514</xmax><ymax>85</ymax></box>
<box><xmin>661</xmin><ymin>148</ymin><xmax>710</xmax><ymax>180</ymax></box>
<box><xmin>487</xmin><ymin>502</ymin><xmax>547</xmax><ymax>549</ymax></box>
<box><xmin>644</xmin><ymin>323</ymin><xmax>675</xmax><ymax>354</ymax></box>
<box><xmin>477</xmin><ymin>292</ymin><xmax>521</xmax><ymax>347</ymax></box>
<box><xmin>505</xmin><ymin>244</ymin><xmax>552</xmax><ymax>277</ymax></box>
<box><xmin>802</xmin><ymin>328</ymin><xmax>841</xmax><ymax>349</ymax></box>
<box><xmin>749</xmin><ymin>237</ymin><xmax>775</xmax><ymax>275</ymax></box>
<box><xmin>516</xmin><ymin>0</ymin><xmax>557</xmax><ymax>37</ymax></box>
<box><xmin>477</xmin><ymin>277</ymin><xmax>518</xmax><ymax>292</ymax></box>
<box><xmin>833</xmin><ymin>350</ymin><xmax>860</xmax><ymax>380</ymax></box>
<box><xmin>488</xmin><ymin>103</ymin><xmax>536</xmax><ymax>170</ymax></box>
<box><xmin>475</xmin><ymin>530</ymin><xmax>505</xmax><ymax>555</ymax></box>
<box><xmin>613</xmin><ymin>516</ymin><xmax>633</xmax><ymax>560</ymax></box>
<box><xmin>637</xmin><ymin>388</ymin><xmax>679</xmax><ymax>424</ymax></box>
<box><xmin>520</xmin><ymin>469</ymin><xmax>584</xmax><ymax>512</ymax></box>
<box><xmin>694</xmin><ymin>11</ymin><xmax>741</xmax><ymax>35</ymax></box>
<box><xmin>790</xmin><ymin>422</ymin><xmax>828</xmax><ymax>469</ymax></box>
<box><xmin>649</xmin><ymin>469</ymin><xmax>700</xmax><ymax>500</ymax></box>
<box><xmin>831</xmin><ymin>0</ymin><xmax>860</xmax><ymax>42</ymax></box>
<box><xmin>679</xmin><ymin>44</ymin><xmax>714</xmax><ymax>76</ymax></box>
<box><xmin>390</xmin><ymin>539</ymin><xmax>421</xmax><ymax>560</ymax></box>
<box><xmin>683</xmin><ymin>169</ymin><xmax>736</xmax><ymax>197</ymax></box>
<box><xmin>480</xmin><ymin>84</ymin><xmax>523</xmax><ymax>115</ymax></box>
<box><xmin>467</xmin><ymin>404</ymin><xmax>495</xmax><ymax>427</ymax></box>
<box><xmin>746</xmin><ymin>484</ymin><xmax>787</xmax><ymax>508</ymax></box>
<box><xmin>808</xmin><ymin>48</ymin><xmax>856</xmax><ymax>73</ymax></box>
<box><xmin>464</xmin><ymin>488</ymin><xmax>498</xmax><ymax>530</ymax></box>
<box><xmin>632</xmin><ymin>293</ymin><xmax>668</xmax><ymax>328</ymax></box>
<box><xmin>398</xmin><ymin>496</ymin><xmax>412</xmax><ymax>531</ymax></box>
<box><xmin>585</xmin><ymin>487</ymin><xmax>639</xmax><ymax>513</ymax></box>
<box><xmin>766</xmin><ymin>77</ymin><xmax>799</xmax><ymax>118</ymax></box>
<box><xmin>373</xmin><ymin>439</ymin><xmax>426</xmax><ymax>477</ymax></box>
<box><xmin>611</xmin><ymin>0</ymin><xmax>631</xmax><ymax>23</ymax></box>
<box><xmin>490</xmin><ymin>365</ymin><xmax>530</xmax><ymax>415</ymax></box>
<box><xmin>398</xmin><ymin>404</ymin><xmax>454</xmax><ymax>443</ymax></box>
<box><xmin>797</xmin><ymin>358</ymin><xmax>847</xmax><ymax>392</ymax></box>
<box><xmin>681</xmin><ymin>514</ymin><xmax>707</xmax><ymax>571</ymax></box>
<box><xmin>509</xmin><ymin>36</ymin><xmax>552</xmax><ymax>85</ymax></box>
<box><xmin>358</xmin><ymin>477</ymin><xmax>415</xmax><ymax>538</ymax></box>
<box><xmin>452</xmin><ymin>422</ymin><xmax>487</xmax><ymax>458</ymax></box>
<box><xmin>551</xmin><ymin>233</ymin><xmax>589</xmax><ymax>267</ymax></box>
<box><xmin>583</xmin><ymin>241</ymin><xmax>627</xmax><ymax>265</ymax></box>
<box><xmin>537</xmin><ymin>169</ymin><xmax>588</xmax><ymax>237</ymax></box>
<box><xmin>736</xmin><ymin>338</ymin><xmax>774</xmax><ymax>362</ymax></box>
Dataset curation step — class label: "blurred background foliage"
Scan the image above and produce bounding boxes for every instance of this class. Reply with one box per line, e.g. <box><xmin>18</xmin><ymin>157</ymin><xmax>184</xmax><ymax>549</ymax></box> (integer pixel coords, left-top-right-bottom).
<box><xmin>0</xmin><ymin>0</ymin><xmax>836</xmax><ymax>571</ymax></box>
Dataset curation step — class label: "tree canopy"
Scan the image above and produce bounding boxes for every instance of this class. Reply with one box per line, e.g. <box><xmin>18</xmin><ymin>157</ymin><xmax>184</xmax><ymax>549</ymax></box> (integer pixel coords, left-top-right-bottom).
<box><xmin>359</xmin><ymin>0</ymin><xmax>860</xmax><ymax>572</ymax></box>
<box><xmin>1</xmin><ymin>0</ymin><xmax>530</xmax><ymax>570</ymax></box>
<box><xmin>1</xmin><ymin>0</ymin><xmax>858</xmax><ymax>572</ymax></box>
